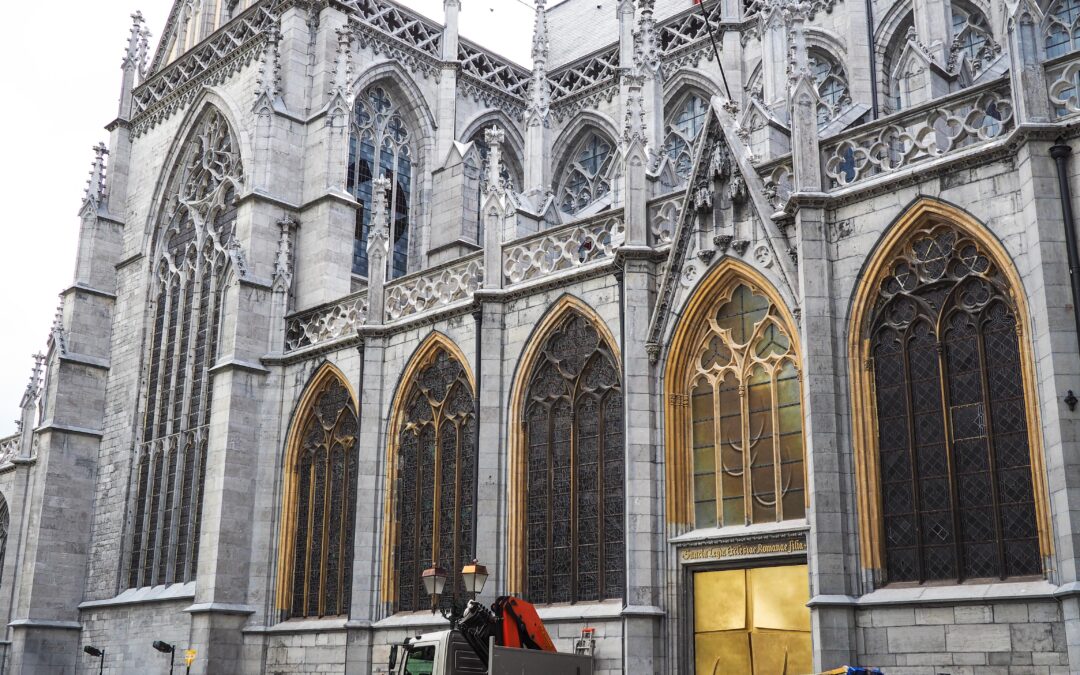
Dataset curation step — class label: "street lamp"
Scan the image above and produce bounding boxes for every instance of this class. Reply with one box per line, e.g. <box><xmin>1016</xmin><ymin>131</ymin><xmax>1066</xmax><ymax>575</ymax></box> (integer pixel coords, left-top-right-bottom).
<box><xmin>153</xmin><ymin>640</ymin><xmax>175</xmax><ymax>674</ymax></box>
<box><xmin>460</xmin><ymin>560</ymin><xmax>489</xmax><ymax>599</ymax></box>
<box><xmin>421</xmin><ymin>563</ymin><xmax>448</xmax><ymax>610</ymax></box>
<box><xmin>83</xmin><ymin>646</ymin><xmax>104</xmax><ymax>675</ymax></box>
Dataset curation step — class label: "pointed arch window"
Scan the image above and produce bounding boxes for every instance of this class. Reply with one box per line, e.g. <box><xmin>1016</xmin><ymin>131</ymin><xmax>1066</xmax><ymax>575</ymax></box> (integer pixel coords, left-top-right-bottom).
<box><xmin>665</xmin><ymin>93</ymin><xmax>709</xmax><ymax>182</ymax></box>
<box><xmin>349</xmin><ymin>85</ymin><xmax>413</xmax><ymax>279</ymax></box>
<box><xmin>1047</xmin><ymin>0</ymin><xmax>1080</xmax><ymax>57</ymax></box>
<box><xmin>950</xmin><ymin>5</ymin><xmax>998</xmax><ymax>72</ymax></box>
<box><xmin>128</xmin><ymin>107</ymin><xmax>242</xmax><ymax>589</ymax></box>
<box><xmin>394</xmin><ymin>348</ymin><xmax>477</xmax><ymax>613</ymax></box>
<box><xmin>558</xmin><ymin>133</ymin><xmax>614</xmax><ymax>217</ymax></box>
<box><xmin>868</xmin><ymin>225</ymin><xmax>1042</xmax><ymax>583</ymax></box>
<box><xmin>522</xmin><ymin>312</ymin><xmax>624</xmax><ymax>604</ymax></box>
<box><xmin>688</xmin><ymin>284</ymin><xmax>805</xmax><ymax>528</ymax></box>
<box><xmin>281</xmin><ymin>372</ymin><xmax>359</xmax><ymax>619</ymax></box>
<box><xmin>881</xmin><ymin>14</ymin><xmax>916</xmax><ymax>114</ymax></box>
<box><xmin>809</xmin><ymin>48</ymin><xmax>850</xmax><ymax>127</ymax></box>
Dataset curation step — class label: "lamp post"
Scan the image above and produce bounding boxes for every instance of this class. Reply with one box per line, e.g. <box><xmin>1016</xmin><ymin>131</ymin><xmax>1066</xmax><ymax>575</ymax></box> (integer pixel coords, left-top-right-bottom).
<box><xmin>153</xmin><ymin>640</ymin><xmax>175</xmax><ymax>674</ymax></box>
<box><xmin>83</xmin><ymin>646</ymin><xmax>104</xmax><ymax>675</ymax></box>
<box><xmin>421</xmin><ymin>559</ymin><xmax>490</xmax><ymax>661</ymax></box>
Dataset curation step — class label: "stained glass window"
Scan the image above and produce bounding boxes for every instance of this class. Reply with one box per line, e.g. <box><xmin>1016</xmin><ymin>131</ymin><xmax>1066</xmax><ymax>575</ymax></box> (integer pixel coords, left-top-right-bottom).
<box><xmin>870</xmin><ymin>225</ymin><xmax>1041</xmax><ymax>583</ymax></box>
<box><xmin>558</xmin><ymin>133</ymin><xmax>614</xmax><ymax>217</ymax></box>
<box><xmin>128</xmin><ymin>108</ymin><xmax>242</xmax><ymax>589</ymax></box>
<box><xmin>395</xmin><ymin>349</ymin><xmax>477</xmax><ymax>613</ymax></box>
<box><xmin>665</xmin><ymin>93</ymin><xmax>709</xmax><ymax>182</ymax></box>
<box><xmin>287</xmin><ymin>374</ymin><xmax>359</xmax><ymax>619</ymax></box>
<box><xmin>523</xmin><ymin>313</ymin><xmax>624</xmax><ymax>604</ymax></box>
<box><xmin>689</xmin><ymin>285</ymin><xmax>805</xmax><ymax>529</ymax></box>
<box><xmin>348</xmin><ymin>86</ymin><xmax>412</xmax><ymax>279</ymax></box>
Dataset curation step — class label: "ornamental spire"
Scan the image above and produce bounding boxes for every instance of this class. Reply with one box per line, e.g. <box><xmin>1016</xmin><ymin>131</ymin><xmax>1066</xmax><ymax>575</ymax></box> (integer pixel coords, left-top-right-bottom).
<box><xmin>84</xmin><ymin>143</ymin><xmax>109</xmax><ymax>208</ymax></box>
<box><xmin>118</xmin><ymin>12</ymin><xmax>149</xmax><ymax>120</ymax></box>
<box><xmin>255</xmin><ymin>17</ymin><xmax>283</xmax><ymax>111</ymax></box>
<box><xmin>330</xmin><ymin>27</ymin><xmax>355</xmax><ymax>102</ymax></box>
<box><xmin>484</xmin><ymin>126</ymin><xmax>506</xmax><ymax>197</ymax></box>
<box><xmin>635</xmin><ymin>0</ymin><xmax>661</xmax><ymax>77</ymax></box>
<box><xmin>527</xmin><ymin>0</ymin><xmax>552</xmax><ymax>120</ymax></box>
<box><xmin>19</xmin><ymin>353</ymin><xmax>45</xmax><ymax>411</ymax></box>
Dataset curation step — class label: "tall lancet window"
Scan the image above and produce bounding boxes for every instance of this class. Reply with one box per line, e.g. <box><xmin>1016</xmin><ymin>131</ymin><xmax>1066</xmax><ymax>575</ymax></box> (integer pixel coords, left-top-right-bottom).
<box><xmin>688</xmin><ymin>285</ymin><xmax>805</xmax><ymax>528</ymax></box>
<box><xmin>127</xmin><ymin>107</ymin><xmax>242</xmax><ymax>589</ymax></box>
<box><xmin>665</xmin><ymin>93</ymin><xmax>709</xmax><ymax>182</ymax></box>
<box><xmin>558</xmin><ymin>133</ymin><xmax>614</xmax><ymax>217</ymax></box>
<box><xmin>869</xmin><ymin>226</ymin><xmax>1041</xmax><ymax>583</ymax></box>
<box><xmin>1046</xmin><ymin>0</ymin><xmax>1080</xmax><ymax>57</ymax></box>
<box><xmin>281</xmin><ymin>370</ymin><xmax>359</xmax><ymax>619</ymax></box>
<box><xmin>523</xmin><ymin>312</ymin><xmax>624</xmax><ymax>604</ymax></box>
<box><xmin>348</xmin><ymin>85</ymin><xmax>413</xmax><ymax>279</ymax></box>
<box><xmin>394</xmin><ymin>347</ymin><xmax>477</xmax><ymax>613</ymax></box>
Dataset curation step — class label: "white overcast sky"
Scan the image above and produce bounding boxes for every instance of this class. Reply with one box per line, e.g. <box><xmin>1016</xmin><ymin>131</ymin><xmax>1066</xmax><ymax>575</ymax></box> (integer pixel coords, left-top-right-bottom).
<box><xmin>0</xmin><ymin>1</ymin><xmax>533</xmax><ymax>437</ymax></box>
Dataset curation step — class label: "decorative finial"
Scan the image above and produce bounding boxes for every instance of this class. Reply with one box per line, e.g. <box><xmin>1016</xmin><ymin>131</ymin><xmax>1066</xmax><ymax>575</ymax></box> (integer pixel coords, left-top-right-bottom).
<box><xmin>20</xmin><ymin>352</ymin><xmax>46</xmax><ymax>410</ymax></box>
<box><xmin>367</xmin><ymin>177</ymin><xmax>392</xmax><ymax>258</ymax></box>
<box><xmin>623</xmin><ymin>75</ymin><xmax>647</xmax><ymax>145</ymax></box>
<box><xmin>49</xmin><ymin>302</ymin><xmax>67</xmax><ymax>356</ymax></box>
<box><xmin>330</xmin><ymin>27</ymin><xmax>355</xmax><ymax>100</ymax></box>
<box><xmin>483</xmin><ymin>126</ymin><xmax>506</xmax><ymax>196</ymax></box>
<box><xmin>84</xmin><ymin>143</ymin><xmax>109</xmax><ymax>207</ymax></box>
<box><xmin>274</xmin><ymin>215</ymin><xmax>298</xmax><ymax>289</ymax></box>
<box><xmin>634</xmin><ymin>0</ymin><xmax>661</xmax><ymax>76</ymax></box>
<box><xmin>527</xmin><ymin>0</ymin><xmax>551</xmax><ymax>122</ymax></box>
<box><xmin>123</xmin><ymin>12</ymin><xmax>146</xmax><ymax>72</ymax></box>
<box><xmin>255</xmin><ymin>19</ymin><xmax>283</xmax><ymax>108</ymax></box>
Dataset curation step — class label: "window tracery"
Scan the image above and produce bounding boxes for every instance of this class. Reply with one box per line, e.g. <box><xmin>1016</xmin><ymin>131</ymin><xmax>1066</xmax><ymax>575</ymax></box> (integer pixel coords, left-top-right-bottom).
<box><xmin>689</xmin><ymin>285</ymin><xmax>805</xmax><ymax>528</ymax></box>
<box><xmin>809</xmin><ymin>48</ymin><xmax>850</xmax><ymax>127</ymax></box>
<box><xmin>523</xmin><ymin>313</ymin><xmax>624</xmax><ymax>605</ymax></box>
<box><xmin>128</xmin><ymin>107</ymin><xmax>242</xmax><ymax>589</ymax></box>
<box><xmin>558</xmin><ymin>133</ymin><xmax>615</xmax><ymax>217</ymax></box>
<box><xmin>664</xmin><ymin>93</ymin><xmax>709</xmax><ymax>183</ymax></box>
<box><xmin>1046</xmin><ymin>0</ymin><xmax>1080</xmax><ymax>58</ymax></box>
<box><xmin>395</xmin><ymin>349</ymin><xmax>477</xmax><ymax>613</ymax></box>
<box><xmin>348</xmin><ymin>85</ymin><xmax>413</xmax><ymax>279</ymax></box>
<box><xmin>869</xmin><ymin>225</ymin><xmax>1041</xmax><ymax>583</ymax></box>
<box><xmin>949</xmin><ymin>6</ymin><xmax>998</xmax><ymax>72</ymax></box>
<box><xmin>285</xmin><ymin>373</ymin><xmax>358</xmax><ymax>619</ymax></box>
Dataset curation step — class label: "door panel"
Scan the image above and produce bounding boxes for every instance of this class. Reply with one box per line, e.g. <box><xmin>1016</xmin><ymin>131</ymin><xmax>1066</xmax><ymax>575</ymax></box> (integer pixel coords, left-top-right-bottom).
<box><xmin>693</xmin><ymin>564</ymin><xmax>812</xmax><ymax>675</ymax></box>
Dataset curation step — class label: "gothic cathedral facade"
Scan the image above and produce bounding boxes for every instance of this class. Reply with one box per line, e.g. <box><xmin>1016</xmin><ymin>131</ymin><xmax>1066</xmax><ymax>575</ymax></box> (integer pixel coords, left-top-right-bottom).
<box><xmin>1</xmin><ymin>0</ymin><xmax>1078</xmax><ymax>672</ymax></box>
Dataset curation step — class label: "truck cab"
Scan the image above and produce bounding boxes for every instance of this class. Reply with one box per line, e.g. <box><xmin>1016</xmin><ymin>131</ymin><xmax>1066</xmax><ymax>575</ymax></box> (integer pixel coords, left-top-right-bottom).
<box><xmin>393</xmin><ymin>631</ymin><xmax>485</xmax><ymax>675</ymax></box>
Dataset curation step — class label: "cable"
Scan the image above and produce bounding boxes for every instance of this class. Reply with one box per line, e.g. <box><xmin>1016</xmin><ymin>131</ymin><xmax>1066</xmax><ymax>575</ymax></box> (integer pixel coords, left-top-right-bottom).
<box><xmin>697</xmin><ymin>0</ymin><xmax>733</xmax><ymax>101</ymax></box>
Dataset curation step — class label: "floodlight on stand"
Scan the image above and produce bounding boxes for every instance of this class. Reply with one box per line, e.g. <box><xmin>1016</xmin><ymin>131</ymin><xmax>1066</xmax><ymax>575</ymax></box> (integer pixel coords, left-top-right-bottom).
<box><xmin>421</xmin><ymin>564</ymin><xmax>448</xmax><ymax>598</ymax></box>
<box><xmin>460</xmin><ymin>559</ymin><xmax>489</xmax><ymax>597</ymax></box>
<box><xmin>83</xmin><ymin>646</ymin><xmax>103</xmax><ymax>658</ymax></box>
<box><xmin>153</xmin><ymin>640</ymin><xmax>175</xmax><ymax>654</ymax></box>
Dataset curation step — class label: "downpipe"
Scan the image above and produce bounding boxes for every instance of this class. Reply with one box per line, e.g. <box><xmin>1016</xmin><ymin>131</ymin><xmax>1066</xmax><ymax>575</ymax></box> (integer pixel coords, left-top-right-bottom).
<box><xmin>1050</xmin><ymin>142</ymin><xmax>1080</xmax><ymax>410</ymax></box>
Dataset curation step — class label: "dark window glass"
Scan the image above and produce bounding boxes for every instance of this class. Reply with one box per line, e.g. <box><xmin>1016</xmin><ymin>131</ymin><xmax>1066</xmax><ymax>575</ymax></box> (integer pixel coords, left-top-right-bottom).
<box><xmin>287</xmin><ymin>376</ymin><xmax>359</xmax><ymax>619</ymax></box>
<box><xmin>395</xmin><ymin>349</ymin><xmax>477</xmax><ymax>612</ymax></box>
<box><xmin>870</xmin><ymin>226</ymin><xmax>1041</xmax><ymax>583</ymax></box>
<box><xmin>523</xmin><ymin>313</ymin><xmax>624</xmax><ymax>604</ymax></box>
<box><xmin>128</xmin><ymin>108</ymin><xmax>241</xmax><ymax>588</ymax></box>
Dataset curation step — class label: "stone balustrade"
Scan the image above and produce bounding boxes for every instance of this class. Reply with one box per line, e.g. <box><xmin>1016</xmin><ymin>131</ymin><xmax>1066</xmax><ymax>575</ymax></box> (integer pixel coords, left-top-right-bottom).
<box><xmin>822</xmin><ymin>77</ymin><xmax>1014</xmax><ymax>189</ymax></box>
<box><xmin>648</xmin><ymin>194</ymin><xmax>683</xmax><ymax>247</ymax></box>
<box><xmin>503</xmin><ymin>211</ymin><xmax>626</xmax><ymax>286</ymax></box>
<box><xmin>1047</xmin><ymin>51</ymin><xmax>1080</xmax><ymax>119</ymax></box>
<box><xmin>285</xmin><ymin>291</ymin><xmax>369</xmax><ymax>352</ymax></box>
<box><xmin>384</xmin><ymin>254</ymin><xmax>484</xmax><ymax>322</ymax></box>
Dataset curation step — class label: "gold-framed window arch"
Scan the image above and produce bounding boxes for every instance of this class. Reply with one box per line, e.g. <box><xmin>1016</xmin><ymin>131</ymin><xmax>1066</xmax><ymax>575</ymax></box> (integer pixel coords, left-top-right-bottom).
<box><xmin>276</xmin><ymin>363</ymin><xmax>359</xmax><ymax>620</ymax></box>
<box><xmin>849</xmin><ymin>198</ymin><xmax>1052</xmax><ymax>584</ymax></box>
<box><xmin>380</xmin><ymin>334</ymin><xmax>478</xmax><ymax>613</ymax></box>
<box><xmin>507</xmin><ymin>296</ymin><xmax>625</xmax><ymax>602</ymax></box>
<box><xmin>663</xmin><ymin>259</ymin><xmax>807</xmax><ymax>530</ymax></box>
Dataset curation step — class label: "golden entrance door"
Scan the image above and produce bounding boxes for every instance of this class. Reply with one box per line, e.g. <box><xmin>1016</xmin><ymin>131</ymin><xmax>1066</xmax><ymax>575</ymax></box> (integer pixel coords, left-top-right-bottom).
<box><xmin>693</xmin><ymin>564</ymin><xmax>812</xmax><ymax>675</ymax></box>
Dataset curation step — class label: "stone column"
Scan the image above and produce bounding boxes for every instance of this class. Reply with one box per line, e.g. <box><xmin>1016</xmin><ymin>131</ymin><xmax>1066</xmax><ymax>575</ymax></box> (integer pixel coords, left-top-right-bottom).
<box><xmin>789</xmin><ymin>26</ymin><xmax>858</xmax><ymax>669</ymax></box>
<box><xmin>296</xmin><ymin>6</ymin><xmax>356</xmax><ymax>309</ymax></box>
<box><xmin>620</xmin><ymin>246</ymin><xmax>665</xmax><ymax>672</ymax></box>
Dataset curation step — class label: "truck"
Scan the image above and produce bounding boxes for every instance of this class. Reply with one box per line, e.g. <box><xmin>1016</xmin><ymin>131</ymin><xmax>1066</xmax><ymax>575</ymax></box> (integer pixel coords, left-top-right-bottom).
<box><xmin>389</xmin><ymin>596</ymin><xmax>594</xmax><ymax>675</ymax></box>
